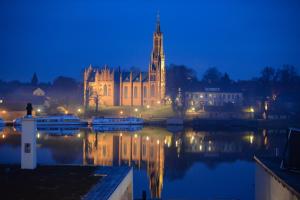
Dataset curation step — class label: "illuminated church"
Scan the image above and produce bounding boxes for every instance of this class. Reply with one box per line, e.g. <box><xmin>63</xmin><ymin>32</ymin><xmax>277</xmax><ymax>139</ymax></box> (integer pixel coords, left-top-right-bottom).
<box><xmin>84</xmin><ymin>15</ymin><xmax>166</xmax><ymax>108</ymax></box>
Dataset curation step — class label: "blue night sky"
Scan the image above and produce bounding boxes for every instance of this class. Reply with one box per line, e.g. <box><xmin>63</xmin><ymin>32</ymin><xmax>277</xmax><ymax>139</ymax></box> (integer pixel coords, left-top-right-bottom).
<box><xmin>0</xmin><ymin>0</ymin><xmax>300</xmax><ymax>82</ymax></box>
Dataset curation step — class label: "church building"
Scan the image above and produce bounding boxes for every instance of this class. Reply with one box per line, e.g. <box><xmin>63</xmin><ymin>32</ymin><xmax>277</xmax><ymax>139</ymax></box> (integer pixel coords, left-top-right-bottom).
<box><xmin>83</xmin><ymin>16</ymin><xmax>166</xmax><ymax>109</ymax></box>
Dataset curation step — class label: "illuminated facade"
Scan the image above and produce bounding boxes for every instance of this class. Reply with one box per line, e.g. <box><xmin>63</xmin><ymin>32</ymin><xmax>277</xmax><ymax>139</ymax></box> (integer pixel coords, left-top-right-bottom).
<box><xmin>83</xmin><ymin>15</ymin><xmax>166</xmax><ymax>108</ymax></box>
<box><xmin>83</xmin><ymin>129</ymin><xmax>171</xmax><ymax>199</ymax></box>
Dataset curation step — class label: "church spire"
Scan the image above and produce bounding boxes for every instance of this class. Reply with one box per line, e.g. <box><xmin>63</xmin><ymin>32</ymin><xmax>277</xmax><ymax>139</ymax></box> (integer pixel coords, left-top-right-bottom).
<box><xmin>156</xmin><ymin>11</ymin><xmax>161</xmax><ymax>33</ymax></box>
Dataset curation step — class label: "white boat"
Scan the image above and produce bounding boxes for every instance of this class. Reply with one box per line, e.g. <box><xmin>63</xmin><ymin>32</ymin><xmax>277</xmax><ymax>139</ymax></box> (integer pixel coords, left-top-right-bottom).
<box><xmin>13</xmin><ymin>115</ymin><xmax>87</xmax><ymax>126</ymax></box>
<box><xmin>0</xmin><ymin>118</ymin><xmax>4</xmax><ymax>126</ymax></box>
<box><xmin>92</xmin><ymin>117</ymin><xmax>144</xmax><ymax>125</ymax></box>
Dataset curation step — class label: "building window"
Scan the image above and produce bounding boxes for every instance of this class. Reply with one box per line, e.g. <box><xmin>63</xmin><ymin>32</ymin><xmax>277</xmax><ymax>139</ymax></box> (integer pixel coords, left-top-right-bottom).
<box><xmin>123</xmin><ymin>143</ymin><xmax>127</xmax><ymax>156</ymax></box>
<box><xmin>102</xmin><ymin>145</ymin><xmax>106</xmax><ymax>157</ymax></box>
<box><xmin>124</xmin><ymin>86</ymin><xmax>128</xmax><ymax>99</ymax></box>
<box><xmin>150</xmin><ymin>85</ymin><xmax>155</xmax><ymax>97</ymax></box>
<box><xmin>133</xmin><ymin>143</ymin><xmax>137</xmax><ymax>156</ymax></box>
<box><xmin>134</xmin><ymin>86</ymin><xmax>138</xmax><ymax>98</ymax></box>
<box><xmin>103</xmin><ymin>84</ymin><xmax>108</xmax><ymax>96</ymax></box>
<box><xmin>142</xmin><ymin>144</ymin><xmax>146</xmax><ymax>156</ymax></box>
<box><xmin>143</xmin><ymin>86</ymin><xmax>147</xmax><ymax>98</ymax></box>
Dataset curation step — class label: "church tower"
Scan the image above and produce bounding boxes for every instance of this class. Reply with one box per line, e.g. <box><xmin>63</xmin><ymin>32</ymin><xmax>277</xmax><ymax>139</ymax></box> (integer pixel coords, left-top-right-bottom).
<box><xmin>149</xmin><ymin>13</ymin><xmax>166</xmax><ymax>103</ymax></box>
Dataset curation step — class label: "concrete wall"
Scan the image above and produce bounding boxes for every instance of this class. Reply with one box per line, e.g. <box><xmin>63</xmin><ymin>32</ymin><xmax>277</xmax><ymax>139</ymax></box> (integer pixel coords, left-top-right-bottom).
<box><xmin>255</xmin><ymin>163</ymin><xmax>299</xmax><ymax>200</ymax></box>
<box><xmin>108</xmin><ymin>168</ymin><xmax>133</xmax><ymax>200</ymax></box>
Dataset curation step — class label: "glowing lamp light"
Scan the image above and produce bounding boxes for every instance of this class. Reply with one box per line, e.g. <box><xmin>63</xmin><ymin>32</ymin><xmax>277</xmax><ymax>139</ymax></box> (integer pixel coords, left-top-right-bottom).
<box><xmin>37</xmin><ymin>133</ymin><xmax>40</xmax><ymax>139</ymax></box>
<box><xmin>77</xmin><ymin>133</ymin><xmax>81</xmax><ymax>138</ymax></box>
<box><xmin>37</xmin><ymin>108</ymin><xmax>41</xmax><ymax>113</ymax></box>
<box><xmin>2</xmin><ymin>110</ymin><xmax>7</xmax><ymax>114</ymax></box>
<box><xmin>64</xmin><ymin>110</ymin><xmax>68</xmax><ymax>114</ymax></box>
<box><xmin>120</xmin><ymin>133</ymin><xmax>123</xmax><ymax>137</ymax></box>
<box><xmin>157</xmin><ymin>140</ymin><xmax>160</xmax><ymax>145</ymax></box>
<box><xmin>120</xmin><ymin>110</ymin><xmax>124</xmax><ymax>115</ymax></box>
<box><xmin>2</xmin><ymin>134</ymin><xmax>5</xmax><ymax>139</ymax></box>
<box><xmin>157</xmin><ymin>100</ymin><xmax>161</xmax><ymax>104</ymax></box>
<box><xmin>146</xmin><ymin>136</ymin><xmax>149</xmax><ymax>141</ymax></box>
<box><xmin>250</xmin><ymin>107</ymin><xmax>255</xmax><ymax>113</ymax></box>
<box><xmin>0</xmin><ymin>99</ymin><xmax>3</xmax><ymax>103</ymax></box>
<box><xmin>146</xmin><ymin>105</ymin><xmax>150</xmax><ymax>109</ymax></box>
<box><xmin>134</xmin><ymin>108</ymin><xmax>138</xmax><ymax>112</ymax></box>
<box><xmin>77</xmin><ymin>108</ymin><xmax>82</xmax><ymax>113</ymax></box>
<box><xmin>134</xmin><ymin>134</ymin><xmax>138</xmax><ymax>138</ymax></box>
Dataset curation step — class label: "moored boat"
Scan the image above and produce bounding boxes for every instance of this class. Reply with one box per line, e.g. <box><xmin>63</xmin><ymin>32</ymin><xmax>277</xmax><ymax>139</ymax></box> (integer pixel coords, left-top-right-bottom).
<box><xmin>92</xmin><ymin>117</ymin><xmax>144</xmax><ymax>125</ymax></box>
<box><xmin>13</xmin><ymin>115</ymin><xmax>87</xmax><ymax>126</ymax></box>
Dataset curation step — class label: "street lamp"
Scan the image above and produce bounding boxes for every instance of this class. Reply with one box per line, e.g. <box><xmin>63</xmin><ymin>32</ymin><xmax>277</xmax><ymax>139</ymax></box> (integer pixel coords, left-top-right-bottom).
<box><xmin>146</xmin><ymin>105</ymin><xmax>150</xmax><ymax>109</ymax></box>
<box><xmin>134</xmin><ymin>108</ymin><xmax>138</xmax><ymax>112</ymax></box>
<box><xmin>120</xmin><ymin>110</ymin><xmax>124</xmax><ymax>115</ymax></box>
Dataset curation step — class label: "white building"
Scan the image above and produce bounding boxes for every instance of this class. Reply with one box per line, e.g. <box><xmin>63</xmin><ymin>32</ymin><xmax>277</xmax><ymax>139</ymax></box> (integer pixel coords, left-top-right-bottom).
<box><xmin>185</xmin><ymin>88</ymin><xmax>243</xmax><ymax>109</ymax></box>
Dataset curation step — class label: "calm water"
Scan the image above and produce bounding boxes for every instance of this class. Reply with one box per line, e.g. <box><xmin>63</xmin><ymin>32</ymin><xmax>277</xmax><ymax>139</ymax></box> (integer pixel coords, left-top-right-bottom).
<box><xmin>0</xmin><ymin>126</ymin><xmax>287</xmax><ymax>199</ymax></box>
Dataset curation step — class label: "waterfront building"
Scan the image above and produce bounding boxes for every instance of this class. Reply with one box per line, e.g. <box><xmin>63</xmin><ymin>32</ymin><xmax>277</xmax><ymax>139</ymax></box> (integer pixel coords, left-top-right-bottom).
<box><xmin>185</xmin><ymin>87</ymin><xmax>243</xmax><ymax>109</ymax></box>
<box><xmin>83</xmin><ymin>15</ymin><xmax>166</xmax><ymax>109</ymax></box>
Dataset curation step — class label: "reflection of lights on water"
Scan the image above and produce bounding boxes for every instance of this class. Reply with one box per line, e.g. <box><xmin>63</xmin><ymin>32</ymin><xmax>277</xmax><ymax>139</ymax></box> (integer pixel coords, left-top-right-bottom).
<box><xmin>1</xmin><ymin>134</ymin><xmax>5</xmax><ymax>139</ymax></box>
<box><xmin>199</xmin><ymin>144</ymin><xmax>202</xmax><ymax>151</ymax></box>
<box><xmin>190</xmin><ymin>136</ymin><xmax>194</xmax><ymax>144</ymax></box>
<box><xmin>175</xmin><ymin>141</ymin><xmax>178</xmax><ymax>147</ymax></box>
<box><xmin>250</xmin><ymin>135</ymin><xmax>254</xmax><ymax>144</ymax></box>
<box><xmin>208</xmin><ymin>146</ymin><xmax>211</xmax><ymax>151</ymax></box>
<box><xmin>37</xmin><ymin>133</ymin><xmax>40</xmax><ymax>138</ymax></box>
<box><xmin>164</xmin><ymin>139</ymin><xmax>167</xmax><ymax>144</ymax></box>
<box><xmin>209</xmin><ymin>140</ymin><xmax>212</xmax><ymax>144</ymax></box>
<box><xmin>264</xmin><ymin>137</ymin><xmax>268</xmax><ymax>145</ymax></box>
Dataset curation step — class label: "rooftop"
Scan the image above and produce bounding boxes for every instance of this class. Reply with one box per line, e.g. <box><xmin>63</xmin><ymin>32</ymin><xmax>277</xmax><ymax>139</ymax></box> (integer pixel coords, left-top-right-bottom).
<box><xmin>254</xmin><ymin>156</ymin><xmax>300</xmax><ymax>198</ymax></box>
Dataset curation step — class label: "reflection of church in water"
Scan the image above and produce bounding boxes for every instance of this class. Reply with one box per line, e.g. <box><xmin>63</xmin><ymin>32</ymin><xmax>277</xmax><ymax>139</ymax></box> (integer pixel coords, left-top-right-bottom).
<box><xmin>83</xmin><ymin>128</ymin><xmax>172</xmax><ymax>198</ymax></box>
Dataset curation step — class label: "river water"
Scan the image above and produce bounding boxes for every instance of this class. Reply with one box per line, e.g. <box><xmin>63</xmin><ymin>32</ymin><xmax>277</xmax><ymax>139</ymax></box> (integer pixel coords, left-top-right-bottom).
<box><xmin>0</xmin><ymin>126</ymin><xmax>287</xmax><ymax>199</ymax></box>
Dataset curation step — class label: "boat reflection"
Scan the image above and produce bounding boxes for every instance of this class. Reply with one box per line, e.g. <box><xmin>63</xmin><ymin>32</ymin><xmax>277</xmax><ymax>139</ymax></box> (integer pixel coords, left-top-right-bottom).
<box><xmin>14</xmin><ymin>126</ymin><xmax>81</xmax><ymax>136</ymax></box>
<box><xmin>92</xmin><ymin>125</ymin><xmax>143</xmax><ymax>132</ymax></box>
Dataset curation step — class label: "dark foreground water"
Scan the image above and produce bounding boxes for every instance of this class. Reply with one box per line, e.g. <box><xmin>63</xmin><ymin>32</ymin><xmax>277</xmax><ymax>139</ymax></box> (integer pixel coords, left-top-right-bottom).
<box><xmin>0</xmin><ymin>126</ymin><xmax>287</xmax><ymax>199</ymax></box>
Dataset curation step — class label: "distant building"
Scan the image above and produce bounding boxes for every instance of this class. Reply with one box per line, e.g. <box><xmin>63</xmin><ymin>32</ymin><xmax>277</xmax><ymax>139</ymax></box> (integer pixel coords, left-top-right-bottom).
<box><xmin>185</xmin><ymin>88</ymin><xmax>243</xmax><ymax>109</ymax></box>
<box><xmin>33</xmin><ymin>88</ymin><xmax>46</xmax><ymax>96</ymax></box>
<box><xmin>83</xmin><ymin>15</ymin><xmax>166</xmax><ymax>108</ymax></box>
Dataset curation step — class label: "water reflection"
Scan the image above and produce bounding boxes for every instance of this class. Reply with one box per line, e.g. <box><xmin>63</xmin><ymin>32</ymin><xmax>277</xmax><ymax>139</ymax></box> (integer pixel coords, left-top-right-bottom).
<box><xmin>0</xmin><ymin>126</ymin><xmax>287</xmax><ymax>199</ymax></box>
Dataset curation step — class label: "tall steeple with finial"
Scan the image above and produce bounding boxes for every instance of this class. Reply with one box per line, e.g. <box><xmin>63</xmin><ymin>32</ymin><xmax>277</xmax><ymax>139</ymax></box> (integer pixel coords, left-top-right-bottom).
<box><xmin>156</xmin><ymin>12</ymin><xmax>161</xmax><ymax>33</ymax></box>
<box><xmin>149</xmin><ymin>12</ymin><xmax>166</xmax><ymax>101</ymax></box>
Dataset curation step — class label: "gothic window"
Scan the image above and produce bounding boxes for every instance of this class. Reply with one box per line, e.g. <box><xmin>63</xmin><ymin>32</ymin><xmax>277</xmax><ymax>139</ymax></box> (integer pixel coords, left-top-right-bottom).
<box><xmin>124</xmin><ymin>86</ymin><xmax>128</xmax><ymax>99</ymax></box>
<box><xmin>142</xmin><ymin>144</ymin><xmax>146</xmax><ymax>157</ymax></box>
<box><xmin>133</xmin><ymin>143</ymin><xmax>137</xmax><ymax>156</ymax></box>
<box><xmin>150</xmin><ymin>85</ymin><xmax>155</xmax><ymax>97</ymax></box>
<box><xmin>134</xmin><ymin>86</ymin><xmax>138</xmax><ymax>98</ymax></box>
<box><xmin>103</xmin><ymin>84</ymin><xmax>108</xmax><ymax>96</ymax></box>
<box><xmin>123</xmin><ymin>143</ymin><xmax>127</xmax><ymax>156</ymax></box>
<box><xmin>143</xmin><ymin>86</ymin><xmax>147</xmax><ymax>98</ymax></box>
